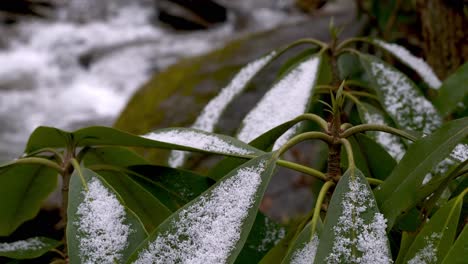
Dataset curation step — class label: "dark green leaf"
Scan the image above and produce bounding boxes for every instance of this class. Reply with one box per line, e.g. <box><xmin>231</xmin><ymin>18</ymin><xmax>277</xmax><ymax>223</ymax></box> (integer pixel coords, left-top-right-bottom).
<box><xmin>0</xmin><ymin>237</ymin><xmax>61</xmax><ymax>259</ymax></box>
<box><xmin>375</xmin><ymin>118</ymin><xmax>468</xmax><ymax>228</ymax></box>
<box><xmin>433</xmin><ymin>62</ymin><xmax>468</xmax><ymax>116</ymax></box>
<box><xmin>355</xmin><ymin>133</ymin><xmax>397</xmax><ymax>181</ymax></box>
<box><xmin>314</xmin><ymin>168</ymin><xmax>392</xmax><ymax>263</ymax></box>
<box><xmin>441</xmin><ymin>224</ymin><xmax>468</xmax><ymax>264</ymax></box>
<box><xmin>127</xmin><ymin>153</ymin><xmax>277</xmax><ymax>263</ymax></box>
<box><xmin>281</xmin><ymin>219</ymin><xmax>322</xmax><ymax>264</ymax></box>
<box><xmin>0</xmin><ymin>164</ymin><xmax>57</xmax><ymax>236</ymax></box>
<box><xmin>67</xmin><ymin>168</ymin><xmax>147</xmax><ymax>264</ymax></box>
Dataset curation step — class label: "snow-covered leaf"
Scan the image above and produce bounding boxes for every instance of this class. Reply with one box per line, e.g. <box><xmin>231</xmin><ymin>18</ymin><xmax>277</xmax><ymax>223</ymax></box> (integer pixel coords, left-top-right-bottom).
<box><xmin>237</xmin><ymin>54</ymin><xmax>322</xmax><ymax>150</ymax></box>
<box><xmin>373</xmin><ymin>39</ymin><xmax>441</xmax><ymax>89</ymax></box>
<box><xmin>67</xmin><ymin>168</ymin><xmax>147</xmax><ymax>264</ymax></box>
<box><xmin>359</xmin><ymin>54</ymin><xmax>442</xmax><ymax>134</ymax></box>
<box><xmin>375</xmin><ymin>117</ymin><xmax>468</xmax><ymax>228</ymax></box>
<box><xmin>127</xmin><ymin>153</ymin><xmax>277</xmax><ymax>264</ymax></box>
<box><xmin>314</xmin><ymin>168</ymin><xmax>392</xmax><ymax>264</ymax></box>
<box><xmin>0</xmin><ymin>237</ymin><xmax>61</xmax><ymax>259</ymax></box>
<box><xmin>281</xmin><ymin>219</ymin><xmax>323</xmax><ymax>264</ymax></box>
<box><xmin>402</xmin><ymin>191</ymin><xmax>464</xmax><ymax>264</ymax></box>
<box><xmin>168</xmin><ymin>52</ymin><xmax>276</xmax><ymax>167</ymax></box>
<box><xmin>357</xmin><ymin>103</ymin><xmax>406</xmax><ymax>161</ymax></box>
<box><xmin>441</xmin><ymin>224</ymin><xmax>468</xmax><ymax>264</ymax></box>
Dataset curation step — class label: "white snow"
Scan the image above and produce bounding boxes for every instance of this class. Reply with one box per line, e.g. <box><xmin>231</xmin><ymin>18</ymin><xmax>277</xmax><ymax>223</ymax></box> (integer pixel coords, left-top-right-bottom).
<box><xmin>144</xmin><ymin>129</ymin><xmax>255</xmax><ymax>166</ymax></box>
<box><xmin>370</xmin><ymin>61</ymin><xmax>442</xmax><ymax>134</ymax></box>
<box><xmin>422</xmin><ymin>144</ymin><xmax>467</xmax><ymax>185</ymax></box>
<box><xmin>375</xmin><ymin>40</ymin><xmax>441</xmax><ymax>89</ymax></box>
<box><xmin>167</xmin><ymin>52</ymin><xmax>276</xmax><ymax>167</ymax></box>
<box><xmin>237</xmin><ymin>56</ymin><xmax>320</xmax><ymax>149</ymax></box>
<box><xmin>253</xmin><ymin>217</ymin><xmax>285</xmax><ymax>252</ymax></box>
<box><xmin>133</xmin><ymin>159</ymin><xmax>267</xmax><ymax>264</ymax></box>
<box><xmin>450</xmin><ymin>144</ymin><xmax>468</xmax><ymax>162</ymax></box>
<box><xmin>407</xmin><ymin>233</ymin><xmax>440</xmax><ymax>264</ymax></box>
<box><xmin>326</xmin><ymin>175</ymin><xmax>392</xmax><ymax>264</ymax></box>
<box><xmin>0</xmin><ymin>237</ymin><xmax>45</xmax><ymax>252</ymax></box>
<box><xmin>75</xmin><ymin>177</ymin><xmax>132</xmax><ymax>264</ymax></box>
<box><xmin>290</xmin><ymin>235</ymin><xmax>319</xmax><ymax>264</ymax></box>
<box><xmin>362</xmin><ymin>110</ymin><xmax>405</xmax><ymax>161</ymax></box>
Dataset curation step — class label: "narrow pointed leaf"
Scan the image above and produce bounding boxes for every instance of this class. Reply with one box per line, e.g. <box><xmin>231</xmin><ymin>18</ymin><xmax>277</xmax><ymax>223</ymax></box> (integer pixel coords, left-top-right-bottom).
<box><xmin>0</xmin><ymin>237</ymin><xmax>61</xmax><ymax>259</ymax></box>
<box><xmin>281</xmin><ymin>219</ymin><xmax>323</xmax><ymax>264</ymax></box>
<box><xmin>127</xmin><ymin>153</ymin><xmax>277</xmax><ymax>264</ymax></box>
<box><xmin>433</xmin><ymin>62</ymin><xmax>468</xmax><ymax>116</ymax></box>
<box><xmin>67</xmin><ymin>168</ymin><xmax>147</xmax><ymax>264</ymax></box>
<box><xmin>25</xmin><ymin>126</ymin><xmax>263</xmax><ymax>159</ymax></box>
<box><xmin>355</xmin><ymin>134</ymin><xmax>396</xmax><ymax>181</ymax></box>
<box><xmin>167</xmin><ymin>52</ymin><xmax>276</xmax><ymax>167</ymax></box>
<box><xmin>357</xmin><ymin>103</ymin><xmax>406</xmax><ymax>161</ymax></box>
<box><xmin>441</xmin><ymin>224</ymin><xmax>468</xmax><ymax>264</ymax></box>
<box><xmin>402</xmin><ymin>192</ymin><xmax>464</xmax><ymax>264</ymax></box>
<box><xmin>314</xmin><ymin>168</ymin><xmax>392</xmax><ymax>264</ymax></box>
<box><xmin>237</xmin><ymin>54</ymin><xmax>322</xmax><ymax>149</ymax></box>
<box><xmin>373</xmin><ymin>39</ymin><xmax>441</xmax><ymax>89</ymax></box>
<box><xmin>0</xmin><ymin>164</ymin><xmax>57</xmax><ymax>236</ymax></box>
<box><xmin>375</xmin><ymin>118</ymin><xmax>468</xmax><ymax>228</ymax></box>
<box><xmin>259</xmin><ymin>221</ymin><xmax>303</xmax><ymax>264</ymax></box>
<box><xmin>359</xmin><ymin>54</ymin><xmax>442</xmax><ymax>134</ymax></box>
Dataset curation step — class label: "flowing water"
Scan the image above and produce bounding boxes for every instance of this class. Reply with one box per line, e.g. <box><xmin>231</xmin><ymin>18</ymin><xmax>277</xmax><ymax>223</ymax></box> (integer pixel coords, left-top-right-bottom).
<box><xmin>0</xmin><ymin>0</ymin><xmax>303</xmax><ymax>161</ymax></box>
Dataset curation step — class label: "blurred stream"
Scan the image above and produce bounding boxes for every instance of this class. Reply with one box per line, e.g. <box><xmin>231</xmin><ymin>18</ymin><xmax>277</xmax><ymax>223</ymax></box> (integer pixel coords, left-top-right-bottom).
<box><xmin>0</xmin><ymin>0</ymin><xmax>304</xmax><ymax>161</ymax></box>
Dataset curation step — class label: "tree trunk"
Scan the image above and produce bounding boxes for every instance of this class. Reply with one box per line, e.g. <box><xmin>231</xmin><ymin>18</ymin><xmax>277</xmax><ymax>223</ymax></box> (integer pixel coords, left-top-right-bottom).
<box><xmin>417</xmin><ymin>0</ymin><xmax>468</xmax><ymax>79</ymax></box>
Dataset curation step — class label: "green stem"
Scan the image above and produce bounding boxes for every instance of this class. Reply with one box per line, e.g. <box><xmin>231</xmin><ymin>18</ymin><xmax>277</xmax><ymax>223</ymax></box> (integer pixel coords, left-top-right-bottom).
<box><xmin>348</xmin><ymin>90</ymin><xmax>379</xmax><ymax>101</ymax></box>
<box><xmin>343</xmin><ymin>91</ymin><xmax>363</xmax><ymax>106</ymax></box>
<box><xmin>339</xmin><ymin>138</ymin><xmax>355</xmax><ymax>170</ymax></box>
<box><xmin>276</xmin><ymin>38</ymin><xmax>328</xmax><ymax>57</ymax></box>
<box><xmin>24</xmin><ymin>147</ymin><xmax>64</xmax><ymax>163</ymax></box>
<box><xmin>340</xmin><ymin>124</ymin><xmax>418</xmax><ymax>141</ymax></box>
<box><xmin>70</xmin><ymin>158</ymin><xmax>88</xmax><ymax>191</ymax></box>
<box><xmin>366</xmin><ymin>178</ymin><xmax>384</xmax><ymax>185</ymax></box>
<box><xmin>1</xmin><ymin>157</ymin><xmax>63</xmax><ymax>172</ymax></box>
<box><xmin>277</xmin><ymin>159</ymin><xmax>327</xmax><ymax>181</ymax></box>
<box><xmin>294</xmin><ymin>113</ymin><xmax>329</xmax><ymax>132</ymax></box>
<box><xmin>275</xmin><ymin>132</ymin><xmax>333</xmax><ymax>159</ymax></box>
<box><xmin>311</xmin><ymin>181</ymin><xmax>335</xmax><ymax>236</ymax></box>
<box><xmin>336</xmin><ymin>37</ymin><xmax>372</xmax><ymax>51</ymax></box>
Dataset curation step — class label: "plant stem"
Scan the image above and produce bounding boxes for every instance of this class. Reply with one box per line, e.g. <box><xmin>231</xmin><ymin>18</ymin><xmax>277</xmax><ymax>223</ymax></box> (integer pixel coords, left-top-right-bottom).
<box><xmin>294</xmin><ymin>113</ymin><xmax>329</xmax><ymax>132</ymax></box>
<box><xmin>311</xmin><ymin>181</ymin><xmax>335</xmax><ymax>236</ymax></box>
<box><xmin>70</xmin><ymin>158</ymin><xmax>88</xmax><ymax>191</ymax></box>
<box><xmin>276</xmin><ymin>159</ymin><xmax>327</xmax><ymax>181</ymax></box>
<box><xmin>339</xmin><ymin>138</ymin><xmax>355</xmax><ymax>170</ymax></box>
<box><xmin>340</xmin><ymin>124</ymin><xmax>418</xmax><ymax>141</ymax></box>
<box><xmin>336</xmin><ymin>37</ymin><xmax>372</xmax><ymax>51</ymax></box>
<box><xmin>1</xmin><ymin>157</ymin><xmax>63</xmax><ymax>172</ymax></box>
<box><xmin>366</xmin><ymin>178</ymin><xmax>384</xmax><ymax>185</ymax></box>
<box><xmin>24</xmin><ymin>147</ymin><xmax>64</xmax><ymax>163</ymax></box>
<box><xmin>275</xmin><ymin>132</ymin><xmax>333</xmax><ymax>159</ymax></box>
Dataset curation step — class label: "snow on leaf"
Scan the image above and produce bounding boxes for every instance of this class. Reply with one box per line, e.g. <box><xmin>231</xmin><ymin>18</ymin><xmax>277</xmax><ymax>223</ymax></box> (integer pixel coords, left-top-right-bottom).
<box><xmin>253</xmin><ymin>217</ymin><xmax>285</xmax><ymax>252</ymax></box>
<box><xmin>237</xmin><ymin>55</ymin><xmax>320</xmax><ymax>150</ymax></box>
<box><xmin>290</xmin><ymin>235</ymin><xmax>319</xmax><ymax>264</ymax></box>
<box><xmin>407</xmin><ymin>233</ymin><xmax>441</xmax><ymax>264</ymax></box>
<box><xmin>143</xmin><ymin>128</ymin><xmax>257</xmax><ymax>167</ymax></box>
<box><xmin>132</xmin><ymin>155</ymin><xmax>274</xmax><ymax>264</ymax></box>
<box><xmin>166</xmin><ymin>52</ymin><xmax>276</xmax><ymax>167</ymax></box>
<box><xmin>360</xmin><ymin>107</ymin><xmax>406</xmax><ymax>161</ymax></box>
<box><xmin>369</xmin><ymin>61</ymin><xmax>442</xmax><ymax>134</ymax></box>
<box><xmin>374</xmin><ymin>40</ymin><xmax>441</xmax><ymax>89</ymax></box>
<box><xmin>0</xmin><ymin>238</ymin><xmax>45</xmax><ymax>252</ymax></box>
<box><xmin>75</xmin><ymin>177</ymin><xmax>132</xmax><ymax>264</ymax></box>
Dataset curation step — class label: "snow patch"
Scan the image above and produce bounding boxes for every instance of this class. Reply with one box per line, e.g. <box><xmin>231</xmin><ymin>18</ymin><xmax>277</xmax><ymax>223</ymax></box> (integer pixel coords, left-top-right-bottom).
<box><xmin>0</xmin><ymin>238</ymin><xmax>45</xmax><ymax>252</ymax></box>
<box><xmin>370</xmin><ymin>61</ymin><xmax>441</xmax><ymax>134</ymax></box>
<box><xmin>133</xmin><ymin>160</ymin><xmax>267</xmax><ymax>263</ymax></box>
<box><xmin>291</xmin><ymin>235</ymin><xmax>319</xmax><ymax>264</ymax></box>
<box><xmin>407</xmin><ymin>233</ymin><xmax>440</xmax><ymax>264</ymax></box>
<box><xmin>237</xmin><ymin>56</ymin><xmax>320</xmax><ymax>149</ymax></box>
<box><xmin>75</xmin><ymin>177</ymin><xmax>132</xmax><ymax>264</ymax></box>
<box><xmin>375</xmin><ymin>40</ymin><xmax>441</xmax><ymax>89</ymax></box>
<box><xmin>253</xmin><ymin>217</ymin><xmax>285</xmax><ymax>252</ymax></box>
<box><xmin>327</xmin><ymin>175</ymin><xmax>392</xmax><ymax>264</ymax></box>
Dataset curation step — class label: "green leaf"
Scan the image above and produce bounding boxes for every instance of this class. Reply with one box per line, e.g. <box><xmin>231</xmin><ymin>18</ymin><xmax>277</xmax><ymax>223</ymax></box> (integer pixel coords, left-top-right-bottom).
<box><xmin>433</xmin><ymin>62</ymin><xmax>468</xmax><ymax>116</ymax></box>
<box><xmin>258</xmin><ymin>221</ymin><xmax>303</xmax><ymax>264</ymax></box>
<box><xmin>126</xmin><ymin>165</ymin><xmax>215</xmax><ymax>211</ymax></box>
<box><xmin>67</xmin><ymin>168</ymin><xmax>147</xmax><ymax>264</ymax></box>
<box><xmin>357</xmin><ymin>102</ymin><xmax>406</xmax><ymax>161</ymax></box>
<box><xmin>237</xmin><ymin>54</ymin><xmax>322</xmax><ymax>150</ymax></box>
<box><xmin>281</xmin><ymin>219</ymin><xmax>323</xmax><ymax>264</ymax></box>
<box><xmin>394</xmin><ymin>231</ymin><xmax>417</xmax><ymax>264</ymax></box>
<box><xmin>25</xmin><ymin>126</ymin><xmax>263</xmax><ymax>159</ymax></box>
<box><xmin>359</xmin><ymin>54</ymin><xmax>442</xmax><ymax>134</ymax></box>
<box><xmin>0</xmin><ymin>237</ymin><xmax>61</xmax><ymax>259</ymax></box>
<box><xmin>355</xmin><ymin>133</ymin><xmax>397</xmax><ymax>181</ymax></box>
<box><xmin>82</xmin><ymin>146</ymin><xmax>148</xmax><ymax>167</ymax></box>
<box><xmin>234</xmin><ymin>213</ymin><xmax>285</xmax><ymax>264</ymax></box>
<box><xmin>372</xmin><ymin>39</ymin><xmax>442</xmax><ymax>89</ymax></box>
<box><xmin>0</xmin><ymin>164</ymin><xmax>57</xmax><ymax>236</ymax></box>
<box><xmin>314</xmin><ymin>168</ymin><xmax>392</xmax><ymax>263</ymax></box>
<box><xmin>441</xmin><ymin>224</ymin><xmax>468</xmax><ymax>264</ymax></box>
<box><xmin>375</xmin><ymin>117</ymin><xmax>468</xmax><ymax>228</ymax></box>
<box><xmin>401</xmin><ymin>192</ymin><xmax>464</xmax><ymax>264</ymax></box>
<box><xmin>127</xmin><ymin>153</ymin><xmax>277</xmax><ymax>263</ymax></box>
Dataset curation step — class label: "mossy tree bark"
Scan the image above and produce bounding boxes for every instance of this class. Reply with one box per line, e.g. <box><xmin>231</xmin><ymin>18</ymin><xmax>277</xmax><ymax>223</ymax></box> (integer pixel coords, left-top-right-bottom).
<box><xmin>416</xmin><ymin>0</ymin><xmax>468</xmax><ymax>79</ymax></box>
